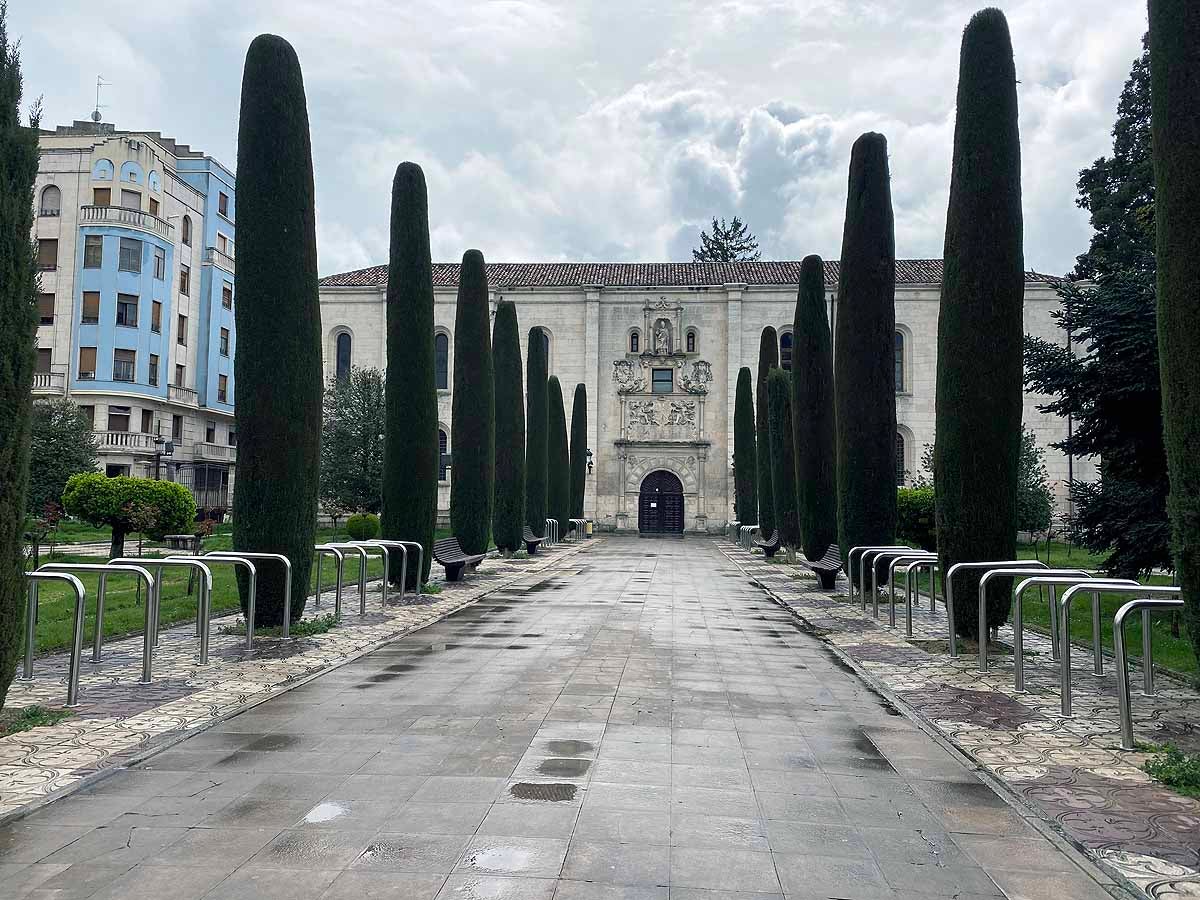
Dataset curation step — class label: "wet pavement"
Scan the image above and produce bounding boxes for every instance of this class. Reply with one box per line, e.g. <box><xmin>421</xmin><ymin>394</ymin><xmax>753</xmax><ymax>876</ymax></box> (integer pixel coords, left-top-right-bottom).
<box><xmin>0</xmin><ymin>536</ymin><xmax>1121</xmax><ymax>899</ymax></box>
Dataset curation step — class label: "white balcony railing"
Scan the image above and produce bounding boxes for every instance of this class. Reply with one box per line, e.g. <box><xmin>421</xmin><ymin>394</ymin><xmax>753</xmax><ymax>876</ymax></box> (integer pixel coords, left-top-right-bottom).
<box><xmin>95</xmin><ymin>430</ymin><xmax>155</xmax><ymax>453</ymax></box>
<box><xmin>31</xmin><ymin>371</ymin><xmax>66</xmax><ymax>395</ymax></box>
<box><xmin>168</xmin><ymin>384</ymin><xmax>199</xmax><ymax>406</ymax></box>
<box><xmin>80</xmin><ymin>205</ymin><xmax>174</xmax><ymax>240</ymax></box>
<box><xmin>194</xmin><ymin>442</ymin><xmax>236</xmax><ymax>462</ymax></box>
<box><xmin>203</xmin><ymin>246</ymin><xmax>235</xmax><ymax>273</ymax></box>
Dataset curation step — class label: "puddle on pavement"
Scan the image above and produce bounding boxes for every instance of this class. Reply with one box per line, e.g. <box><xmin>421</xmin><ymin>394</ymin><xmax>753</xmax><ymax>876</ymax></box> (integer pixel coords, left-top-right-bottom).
<box><xmin>364</xmin><ymin>673</ymin><xmax>400</xmax><ymax>683</ymax></box>
<box><xmin>545</xmin><ymin>740</ymin><xmax>594</xmax><ymax>756</ymax></box>
<box><xmin>464</xmin><ymin>844</ymin><xmax>541</xmax><ymax>874</ymax></box>
<box><xmin>384</xmin><ymin>663</ymin><xmax>417</xmax><ymax>672</ymax></box>
<box><xmin>302</xmin><ymin>801</ymin><xmax>348</xmax><ymax>823</ymax></box>
<box><xmin>536</xmin><ymin>758</ymin><xmax>591</xmax><ymax>777</ymax></box>
<box><xmin>509</xmin><ymin>782</ymin><xmax>577</xmax><ymax>802</ymax></box>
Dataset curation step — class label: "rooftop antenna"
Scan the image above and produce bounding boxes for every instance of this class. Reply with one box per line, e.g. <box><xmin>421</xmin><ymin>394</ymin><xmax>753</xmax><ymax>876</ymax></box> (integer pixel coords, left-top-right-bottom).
<box><xmin>91</xmin><ymin>75</ymin><xmax>109</xmax><ymax>125</ymax></box>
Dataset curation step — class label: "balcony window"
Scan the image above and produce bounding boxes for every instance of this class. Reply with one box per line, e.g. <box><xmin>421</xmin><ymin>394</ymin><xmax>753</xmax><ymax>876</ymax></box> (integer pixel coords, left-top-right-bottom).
<box><xmin>107</xmin><ymin>406</ymin><xmax>131</xmax><ymax>432</ymax></box>
<box><xmin>118</xmin><ymin>237</ymin><xmax>141</xmax><ymax>273</ymax></box>
<box><xmin>228</xmin><ymin>429</ymin><xmax>236</xmax><ymax>447</ymax></box>
<box><xmin>37</xmin><ymin>292</ymin><xmax>54</xmax><ymax>325</ymax></box>
<box><xmin>37</xmin><ymin>239</ymin><xmax>58</xmax><ymax>271</ymax></box>
<box><xmin>172</xmin><ymin>414</ymin><xmax>183</xmax><ymax>441</ymax></box>
<box><xmin>113</xmin><ymin>349</ymin><xmax>136</xmax><ymax>383</ymax></box>
<box><xmin>151</xmin><ymin>300</ymin><xmax>162</xmax><ymax>334</ymax></box>
<box><xmin>39</xmin><ymin>185</ymin><xmax>61</xmax><ymax>217</ymax></box>
<box><xmin>175</xmin><ymin>364</ymin><xmax>185</xmax><ymax>387</ymax></box>
<box><xmin>78</xmin><ymin>346</ymin><xmax>97</xmax><ymax>380</ymax></box>
<box><xmin>205</xmin><ymin>420</ymin><xmax>216</xmax><ymax>443</ymax></box>
<box><xmin>218</xmin><ymin>374</ymin><xmax>228</xmax><ymax>403</ymax></box>
<box><xmin>181</xmin><ymin>215</ymin><xmax>191</xmax><ymax>246</ymax></box>
<box><xmin>154</xmin><ymin>246</ymin><xmax>165</xmax><ymax>280</ymax></box>
<box><xmin>80</xmin><ymin>405</ymin><xmax>95</xmax><ymax>428</ymax></box>
<box><xmin>651</xmin><ymin>368</ymin><xmax>673</xmax><ymax>393</ymax></box>
<box><xmin>141</xmin><ymin>409</ymin><xmax>153</xmax><ymax>433</ymax></box>
<box><xmin>36</xmin><ymin>348</ymin><xmax>51</xmax><ymax>373</ymax></box>
<box><xmin>222</xmin><ymin>282</ymin><xmax>233</xmax><ymax>309</ymax></box>
<box><xmin>120</xmin><ymin>189</ymin><xmax>141</xmax><ymax>210</ymax></box>
<box><xmin>217</xmin><ymin>232</ymin><xmax>229</xmax><ymax>254</ymax></box>
<box><xmin>84</xmin><ymin>235</ymin><xmax>103</xmax><ymax>269</ymax></box>
<box><xmin>105</xmin><ymin>464</ymin><xmax>130</xmax><ymax>477</ymax></box>
<box><xmin>93</xmin><ymin>187</ymin><xmax>111</xmax><ymax>206</ymax></box>
<box><xmin>116</xmin><ymin>293</ymin><xmax>138</xmax><ymax>327</ymax></box>
<box><xmin>179</xmin><ymin>264</ymin><xmax>190</xmax><ymax>296</ymax></box>
<box><xmin>220</xmin><ymin>328</ymin><xmax>230</xmax><ymax>356</ymax></box>
<box><xmin>218</xmin><ymin>191</ymin><xmax>229</xmax><ymax>217</ymax></box>
<box><xmin>148</xmin><ymin>354</ymin><xmax>159</xmax><ymax>387</ymax></box>
<box><xmin>81</xmin><ymin>292</ymin><xmax>100</xmax><ymax>325</ymax></box>
<box><xmin>149</xmin><ymin>197</ymin><xmax>159</xmax><ymax>217</ymax></box>
<box><xmin>177</xmin><ymin>314</ymin><xmax>188</xmax><ymax>346</ymax></box>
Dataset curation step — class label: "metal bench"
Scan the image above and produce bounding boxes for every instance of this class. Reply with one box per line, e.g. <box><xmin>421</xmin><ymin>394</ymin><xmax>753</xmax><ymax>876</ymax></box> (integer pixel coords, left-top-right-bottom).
<box><xmin>753</xmin><ymin>529</ymin><xmax>781</xmax><ymax>558</ymax></box>
<box><xmin>434</xmin><ymin>537</ymin><xmax>486</xmax><ymax>582</ymax></box>
<box><xmin>522</xmin><ymin>526</ymin><xmax>544</xmax><ymax>555</ymax></box>
<box><xmin>797</xmin><ymin>544</ymin><xmax>843</xmax><ymax>590</ymax></box>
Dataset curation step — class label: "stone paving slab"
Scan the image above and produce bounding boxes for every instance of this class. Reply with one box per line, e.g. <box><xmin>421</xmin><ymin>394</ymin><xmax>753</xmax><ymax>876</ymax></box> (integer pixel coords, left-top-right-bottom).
<box><xmin>0</xmin><ymin>539</ymin><xmax>597</xmax><ymax>823</ymax></box>
<box><xmin>715</xmin><ymin>539</ymin><xmax>1200</xmax><ymax>899</ymax></box>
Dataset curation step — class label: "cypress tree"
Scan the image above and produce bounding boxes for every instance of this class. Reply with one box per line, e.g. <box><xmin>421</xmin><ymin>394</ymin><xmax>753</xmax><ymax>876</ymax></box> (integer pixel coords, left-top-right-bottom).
<box><xmin>491</xmin><ymin>301</ymin><xmax>525</xmax><ymax>553</ymax></box>
<box><xmin>934</xmin><ymin>9</ymin><xmax>1024</xmax><ymax>638</ymax></box>
<box><xmin>1149</xmin><ymin>0</ymin><xmax>1200</xmax><ymax>665</ymax></box>
<box><xmin>525</xmin><ymin>328</ymin><xmax>549</xmax><ymax>537</ymax></box>
<box><xmin>0</xmin><ymin>2</ymin><xmax>38</xmax><ymax>709</ymax></box>
<box><xmin>232</xmin><ymin>34</ymin><xmax>323</xmax><ymax>626</ymax></box>
<box><xmin>756</xmin><ymin>327</ymin><xmax>779</xmax><ymax>535</ymax></box>
<box><xmin>834</xmin><ymin>132</ymin><xmax>897</xmax><ymax>580</ymax></box>
<box><xmin>767</xmin><ymin>370</ymin><xmax>801</xmax><ymax>550</ymax></box>
<box><xmin>449</xmin><ymin>249</ymin><xmax>494</xmax><ymax>556</ymax></box>
<box><xmin>382</xmin><ymin>162</ymin><xmax>438</xmax><ymax>589</ymax></box>
<box><xmin>547</xmin><ymin>376</ymin><xmax>571</xmax><ymax>537</ymax></box>
<box><xmin>792</xmin><ymin>254</ymin><xmax>838</xmax><ymax>579</ymax></box>
<box><xmin>569</xmin><ymin>383</ymin><xmax>587</xmax><ymax>520</ymax></box>
<box><xmin>733</xmin><ymin>367</ymin><xmax>757</xmax><ymax>524</ymax></box>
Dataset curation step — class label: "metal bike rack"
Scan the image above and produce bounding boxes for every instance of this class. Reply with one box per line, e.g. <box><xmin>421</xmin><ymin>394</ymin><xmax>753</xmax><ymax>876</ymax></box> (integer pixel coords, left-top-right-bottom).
<box><xmin>870</xmin><ymin>549</ymin><xmax>932</xmax><ymax>622</ymax></box>
<box><xmin>206</xmin><ymin>551</ymin><xmax>293</xmax><ymax>640</ymax></box>
<box><xmin>22</xmin><ymin>571</ymin><xmax>87</xmax><ymax>707</ymax></box>
<box><xmin>740</xmin><ymin>525</ymin><xmax>759</xmax><ymax>550</ymax></box>
<box><xmin>884</xmin><ymin>553</ymin><xmax>938</xmax><ymax>632</ymax></box>
<box><xmin>1058</xmin><ymin>582</ymin><xmax>1180</xmax><ymax>716</ymax></box>
<box><xmin>37</xmin><ymin>562</ymin><xmax>155</xmax><ymax>681</ymax></box>
<box><xmin>847</xmin><ymin>545</ymin><xmax>910</xmax><ymax>606</ymax></box>
<box><xmin>362</xmin><ymin>540</ymin><xmax>407</xmax><ymax>604</ymax></box>
<box><xmin>728</xmin><ymin>521</ymin><xmax>740</xmax><ymax>541</ymax></box>
<box><xmin>943</xmin><ymin>560</ymin><xmax>1049</xmax><ymax>658</ymax></box>
<box><xmin>545</xmin><ymin>519</ymin><xmax>560</xmax><ymax>546</ymax></box>
<box><xmin>1114</xmin><ymin>596</ymin><xmax>1186</xmax><ymax>750</ymax></box>
<box><xmin>112</xmin><ymin>557</ymin><xmax>214</xmax><ymax>664</ymax></box>
<box><xmin>1010</xmin><ymin>574</ymin><xmax>1138</xmax><ymax>692</ymax></box>
<box><xmin>322</xmin><ymin>543</ymin><xmax>370</xmax><ymax>613</ymax></box>
<box><xmin>902</xmin><ymin>557</ymin><xmax>941</xmax><ymax>624</ymax></box>
<box><xmin>170</xmin><ymin>555</ymin><xmax>256</xmax><ymax>650</ymax></box>
<box><xmin>857</xmin><ymin>547</ymin><xmax>914</xmax><ymax>614</ymax></box>
<box><xmin>313</xmin><ymin>545</ymin><xmax>346</xmax><ymax>618</ymax></box>
<box><xmin>976</xmin><ymin>567</ymin><xmax>1094</xmax><ymax>673</ymax></box>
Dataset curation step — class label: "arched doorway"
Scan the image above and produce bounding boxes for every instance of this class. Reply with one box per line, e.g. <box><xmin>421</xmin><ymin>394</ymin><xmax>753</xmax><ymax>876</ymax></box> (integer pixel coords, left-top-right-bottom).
<box><xmin>638</xmin><ymin>470</ymin><xmax>685</xmax><ymax>534</ymax></box>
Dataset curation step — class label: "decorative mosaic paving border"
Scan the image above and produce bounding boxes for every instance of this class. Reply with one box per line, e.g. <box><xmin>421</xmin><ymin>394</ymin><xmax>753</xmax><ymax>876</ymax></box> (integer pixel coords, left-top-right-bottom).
<box><xmin>0</xmin><ymin>539</ymin><xmax>600</xmax><ymax>824</ymax></box>
<box><xmin>715</xmin><ymin>540</ymin><xmax>1200</xmax><ymax>900</ymax></box>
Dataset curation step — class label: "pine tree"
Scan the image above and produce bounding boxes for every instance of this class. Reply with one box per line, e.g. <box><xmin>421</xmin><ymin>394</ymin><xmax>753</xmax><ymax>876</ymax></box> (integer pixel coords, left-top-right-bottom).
<box><xmin>0</xmin><ymin>0</ymin><xmax>37</xmax><ymax>709</ymax></box>
<box><xmin>692</xmin><ymin>216</ymin><xmax>762</xmax><ymax>262</ymax></box>
<box><xmin>1149</xmin><ymin>0</ymin><xmax>1200</xmax><ymax>666</ymax></box>
<box><xmin>767</xmin><ymin>369</ymin><xmax>800</xmax><ymax>549</ymax></box>
<box><xmin>733</xmin><ymin>367</ymin><xmax>757</xmax><ymax>524</ymax></box>
<box><xmin>491</xmin><ymin>301</ymin><xmax>525</xmax><ymax>553</ymax></box>
<box><xmin>934</xmin><ymin>9</ymin><xmax>1024</xmax><ymax>638</ymax></box>
<box><xmin>232</xmin><ymin>34</ymin><xmax>323</xmax><ymax>627</ymax></box>
<box><xmin>834</xmin><ymin>132</ymin><xmax>897</xmax><ymax>579</ymax></box>
<box><xmin>382</xmin><ymin>161</ymin><xmax>438</xmax><ymax>589</ymax></box>
<box><xmin>525</xmin><ymin>328</ymin><xmax>549</xmax><ymax>537</ymax></box>
<box><xmin>756</xmin><ymin>327</ymin><xmax>778</xmax><ymax>539</ymax></box>
<box><xmin>569</xmin><ymin>383</ymin><xmax>587</xmax><ymax>520</ymax></box>
<box><xmin>791</xmin><ymin>254</ymin><xmax>838</xmax><ymax>576</ymax></box>
<box><xmin>449</xmin><ymin>249</ymin><xmax>494</xmax><ymax>555</ymax></box>
<box><xmin>547</xmin><ymin>376</ymin><xmax>570</xmax><ymax>538</ymax></box>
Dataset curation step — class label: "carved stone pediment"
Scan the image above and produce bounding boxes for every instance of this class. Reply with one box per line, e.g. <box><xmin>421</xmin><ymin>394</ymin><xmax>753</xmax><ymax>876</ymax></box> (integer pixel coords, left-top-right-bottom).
<box><xmin>682</xmin><ymin>360</ymin><xmax>713</xmax><ymax>394</ymax></box>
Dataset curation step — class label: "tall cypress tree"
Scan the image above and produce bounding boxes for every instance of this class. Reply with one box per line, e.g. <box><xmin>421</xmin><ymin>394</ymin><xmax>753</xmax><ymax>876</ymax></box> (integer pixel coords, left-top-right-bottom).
<box><xmin>934</xmin><ymin>9</ymin><xmax>1024</xmax><ymax>638</ymax></box>
<box><xmin>449</xmin><ymin>249</ymin><xmax>494</xmax><ymax>555</ymax></box>
<box><xmin>525</xmin><ymin>328</ymin><xmax>549</xmax><ymax>538</ymax></box>
<box><xmin>1149</xmin><ymin>0</ymin><xmax>1200</xmax><ymax>665</ymax></box>
<box><xmin>0</xmin><ymin>2</ymin><xmax>38</xmax><ymax>709</ymax></box>
<box><xmin>733</xmin><ymin>367</ymin><xmax>757</xmax><ymax>524</ymax></box>
<box><xmin>569</xmin><ymin>383</ymin><xmax>587</xmax><ymax>520</ymax></box>
<box><xmin>382</xmin><ymin>162</ymin><xmax>438</xmax><ymax>589</ymax></box>
<box><xmin>492</xmin><ymin>301</ymin><xmax>525</xmax><ymax>553</ymax></box>
<box><xmin>547</xmin><ymin>376</ymin><xmax>571</xmax><ymax>538</ymax></box>
<box><xmin>756</xmin><ymin>327</ymin><xmax>779</xmax><ymax>535</ymax></box>
<box><xmin>834</xmin><ymin>132</ymin><xmax>897</xmax><ymax>579</ymax></box>
<box><xmin>792</xmin><ymin>254</ymin><xmax>838</xmax><ymax>573</ymax></box>
<box><xmin>767</xmin><ymin>370</ymin><xmax>801</xmax><ymax>550</ymax></box>
<box><xmin>233</xmin><ymin>34</ymin><xmax>322</xmax><ymax>626</ymax></box>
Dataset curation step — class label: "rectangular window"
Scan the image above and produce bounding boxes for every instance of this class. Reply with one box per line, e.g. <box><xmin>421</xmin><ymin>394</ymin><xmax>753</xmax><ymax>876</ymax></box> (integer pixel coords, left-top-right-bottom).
<box><xmin>151</xmin><ymin>300</ymin><xmax>162</xmax><ymax>333</ymax></box>
<box><xmin>171</xmin><ymin>414</ymin><xmax>183</xmax><ymax>441</ymax></box>
<box><xmin>120</xmin><ymin>189</ymin><xmax>141</xmax><ymax>210</ymax></box>
<box><xmin>78</xmin><ymin>346</ymin><xmax>97</xmax><ymax>379</ymax></box>
<box><xmin>116</xmin><ymin>293</ymin><xmax>138</xmax><ymax>327</ymax></box>
<box><xmin>218</xmin><ymin>374</ymin><xmax>228</xmax><ymax>403</ymax></box>
<box><xmin>218</xmin><ymin>192</ymin><xmax>229</xmax><ymax>217</ymax></box>
<box><xmin>83</xmin><ymin>235</ymin><xmax>103</xmax><ymax>269</ymax></box>
<box><xmin>219</xmin><ymin>328</ymin><xmax>229</xmax><ymax>356</ymax></box>
<box><xmin>217</xmin><ymin>232</ymin><xmax>229</xmax><ymax>254</ymax></box>
<box><xmin>118</xmin><ymin>237</ymin><xmax>141</xmax><ymax>273</ymax></box>
<box><xmin>175</xmin><ymin>364</ymin><xmax>185</xmax><ymax>387</ymax></box>
<box><xmin>36</xmin><ymin>348</ymin><xmax>52</xmax><ymax>373</ymax></box>
<box><xmin>141</xmin><ymin>409</ymin><xmax>153</xmax><ymax>433</ymax></box>
<box><xmin>80</xmin><ymin>405</ymin><xmax>95</xmax><ymax>428</ymax></box>
<box><xmin>37</xmin><ymin>292</ymin><xmax>54</xmax><ymax>325</ymax></box>
<box><xmin>205</xmin><ymin>420</ymin><xmax>216</xmax><ymax>443</ymax></box>
<box><xmin>228</xmin><ymin>429</ymin><xmax>236</xmax><ymax>447</ymax></box>
<box><xmin>179</xmin><ymin>264</ymin><xmax>190</xmax><ymax>296</ymax></box>
<box><xmin>113</xmin><ymin>349</ymin><xmax>136</xmax><ymax>383</ymax></box>
<box><xmin>222</xmin><ymin>282</ymin><xmax>233</xmax><ymax>309</ymax></box>
<box><xmin>37</xmin><ymin>238</ymin><xmax>58</xmax><ymax>271</ymax></box>
<box><xmin>154</xmin><ymin>246</ymin><xmax>165</xmax><ymax>280</ymax></box>
<box><xmin>149</xmin><ymin>197</ymin><xmax>159</xmax><ymax>217</ymax></box>
<box><xmin>81</xmin><ymin>292</ymin><xmax>100</xmax><ymax>325</ymax></box>
<box><xmin>105</xmin><ymin>464</ymin><xmax>130</xmax><ymax>477</ymax></box>
<box><xmin>107</xmin><ymin>405</ymin><xmax>131</xmax><ymax>432</ymax></box>
<box><xmin>651</xmin><ymin>368</ymin><xmax>673</xmax><ymax>393</ymax></box>
<box><xmin>148</xmin><ymin>353</ymin><xmax>159</xmax><ymax>386</ymax></box>
<box><xmin>93</xmin><ymin>187</ymin><xmax>110</xmax><ymax>206</ymax></box>
<box><xmin>177</xmin><ymin>314</ymin><xmax>188</xmax><ymax>345</ymax></box>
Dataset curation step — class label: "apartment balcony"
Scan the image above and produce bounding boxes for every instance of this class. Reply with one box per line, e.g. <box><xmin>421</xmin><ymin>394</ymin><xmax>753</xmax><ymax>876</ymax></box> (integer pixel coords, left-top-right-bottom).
<box><xmin>168</xmin><ymin>384</ymin><xmax>199</xmax><ymax>406</ymax></box>
<box><xmin>80</xmin><ymin>204</ymin><xmax>174</xmax><ymax>240</ymax></box>
<box><xmin>203</xmin><ymin>246</ymin><xmax>235</xmax><ymax>274</ymax></box>
<box><xmin>32</xmin><ymin>371</ymin><xmax>67</xmax><ymax>395</ymax></box>
<box><xmin>95</xmin><ymin>430</ymin><xmax>155</xmax><ymax>454</ymax></box>
<box><xmin>194</xmin><ymin>442</ymin><xmax>236</xmax><ymax>462</ymax></box>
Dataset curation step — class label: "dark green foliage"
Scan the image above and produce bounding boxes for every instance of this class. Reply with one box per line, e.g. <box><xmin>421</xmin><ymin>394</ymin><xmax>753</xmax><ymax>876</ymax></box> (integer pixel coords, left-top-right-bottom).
<box><xmin>491</xmin><ymin>301</ymin><xmax>525</xmax><ymax>553</ymax></box>
<box><xmin>692</xmin><ymin>216</ymin><xmax>761</xmax><ymax>262</ymax></box>
<box><xmin>62</xmin><ymin>473</ymin><xmax>197</xmax><ymax>559</ymax></box>
<box><xmin>546</xmin><ymin>376</ymin><xmax>571</xmax><ymax>537</ymax></box>
<box><xmin>897</xmin><ymin>488</ymin><xmax>937</xmax><ymax>551</ymax></box>
<box><xmin>320</xmin><ymin>367</ymin><xmax>385</xmax><ymax>516</ymax></box>
<box><xmin>1144</xmin><ymin>746</ymin><xmax>1200</xmax><ymax>799</ymax></box>
<box><xmin>345</xmin><ymin>513</ymin><xmax>379</xmax><ymax>541</ymax></box>
<box><xmin>28</xmin><ymin>400</ymin><xmax>98</xmax><ymax>516</ymax></box>
<box><xmin>733</xmin><ymin>367</ymin><xmax>757</xmax><ymax>523</ymax></box>
<box><xmin>382</xmin><ymin>162</ymin><xmax>438</xmax><ymax>590</ymax></box>
<box><xmin>834</xmin><ymin>132</ymin><xmax>897</xmax><ymax>580</ymax></box>
<box><xmin>569</xmin><ymin>383</ymin><xmax>587</xmax><ymax>520</ymax></box>
<box><xmin>0</xmin><ymin>0</ymin><xmax>37</xmax><ymax>709</ymax></box>
<box><xmin>449</xmin><ymin>249</ymin><xmax>495</xmax><ymax>556</ymax></box>
<box><xmin>1016</xmin><ymin>428</ymin><xmax>1054</xmax><ymax>534</ymax></box>
<box><xmin>934</xmin><ymin>10</ymin><xmax>1024</xmax><ymax>637</ymax></box>
<box><xmin>525</xmin><ymin>328</ymin><xmax>549</xmax><ymax>537</ymax></box>
<box><xmin>767</xmin><ymin>370</ymin><xmax>800</xmax><ymax>548</ymax></box>
<box><xmin>1150</xmin><ymin>0</ymin><xmax>1200</xmax><ymax>667</ymax></box>
<box><xmin>791</xmin><ymin>254</ymin><xmax>837</xmax><ymax>561</ymax></box>
<box><xmin>233</xmin><ymin>34</ymin><xmax>323</xmax><ymax>626</ymax></box>
<box><xmin>756</xmin><ymin>327</ymin><xmax>778</xmax><ymax>533</ymax></box>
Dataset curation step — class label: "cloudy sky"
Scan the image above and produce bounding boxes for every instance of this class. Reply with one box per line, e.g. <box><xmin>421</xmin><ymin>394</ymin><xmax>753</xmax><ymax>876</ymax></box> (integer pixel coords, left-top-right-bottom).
<box><xmin>13</xmin><ymin>1</ymin><xmax>1145</xmax><ymax>277</ymax></box>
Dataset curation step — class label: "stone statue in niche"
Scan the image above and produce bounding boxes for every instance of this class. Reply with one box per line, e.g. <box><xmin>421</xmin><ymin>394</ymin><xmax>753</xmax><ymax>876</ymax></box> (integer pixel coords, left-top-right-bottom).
<box><xmin>682</xmin><ymin>360</ymin><xmax>713</xmax><ymax>394</ymax></box>
<box><xmin>629</xmin><ymin>400</ymin><xmax>658</xmax><ymax>427</ymax></box>
<box><xmin>612</xmin><ymin>359</ymin><xmax>644</xmax><ymax>393</ymax></box>
<box><xmin>668</xmin><ymin>399</ymin><xmax>697</xmax><ymax>428</ymax></box>
<box><xmin>654</xmin><ymin>319</ymin><xmax>671</xmax><ymax>356</ymax></box>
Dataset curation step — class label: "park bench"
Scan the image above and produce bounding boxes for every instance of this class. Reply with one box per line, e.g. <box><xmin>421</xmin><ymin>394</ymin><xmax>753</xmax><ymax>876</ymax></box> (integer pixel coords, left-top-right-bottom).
<box><xmin>753</xmin><ymin>530</ymin><xmax>781</xmax><ymax>558</ymax></box>
<box><xmin>796</xmin><ymin>544</ymin><xmax>843</xmax><ymax>589</ymax></box>
<box><xmin>522</xmin><ymin>526</ymin><xmax>544</xmax><ymax>555</ymax></box>
<box><xmin>433</xmin><ymin>537</ymin><xmax>486</xmax><ymax>582</ymax></box>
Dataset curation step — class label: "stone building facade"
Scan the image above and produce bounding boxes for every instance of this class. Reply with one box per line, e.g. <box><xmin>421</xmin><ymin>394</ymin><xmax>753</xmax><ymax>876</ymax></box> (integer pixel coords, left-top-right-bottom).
<box><xmin>318</xmin><ymin>261</ymin><xmax>1090</xmax><ymax>534</ymax></box>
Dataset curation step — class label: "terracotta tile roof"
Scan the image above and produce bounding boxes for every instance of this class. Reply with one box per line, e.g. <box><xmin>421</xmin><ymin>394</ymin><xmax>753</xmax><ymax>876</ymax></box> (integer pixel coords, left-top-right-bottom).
<box><xmin>319</xmin><ymin>260</ymin><xmax>1058</xmax><ymax>289</ymax></box>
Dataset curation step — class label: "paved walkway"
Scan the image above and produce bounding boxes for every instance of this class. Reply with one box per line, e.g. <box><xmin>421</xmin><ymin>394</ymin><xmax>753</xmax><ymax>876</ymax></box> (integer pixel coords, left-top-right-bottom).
<box><xmin>1</xmin><ymin>536</ymin><xmax>1120</xmax><ymax>899</ymax></box>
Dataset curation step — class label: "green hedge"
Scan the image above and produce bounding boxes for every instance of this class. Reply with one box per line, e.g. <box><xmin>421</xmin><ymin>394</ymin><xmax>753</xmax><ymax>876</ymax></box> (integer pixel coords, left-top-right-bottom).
<box><xmin>896</xmin><ymin>487</ymin><xmax>936</xmax><ymax>551</ymax></box>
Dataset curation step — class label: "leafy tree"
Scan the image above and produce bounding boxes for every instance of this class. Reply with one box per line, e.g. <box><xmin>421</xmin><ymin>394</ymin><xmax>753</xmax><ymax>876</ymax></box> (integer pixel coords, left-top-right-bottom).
<box><xmin>0</xmin><ymin>0</ymin><xmax>38</xmax><ymax>710</ymax></box>
<box><xmin>692</xmin><ymin>216</ymin><xmax>761</xmax><ymax>262</ymax></box>
<box><xmin>569</xmin><ymin>383</ymin><xmax>587</xmax><ymax>520</ymax></box>
<box><xmin>525</xmin><ymin>328</ymin><xmax>548</xmax><ymax>537</ymax></box>
<box><xmin>320</xmin><ymin>367</ymin><xmax>385</xmax><ymax>515</ymax></box>
<box><xmin>546</xmin><ymin>376</ymin><xmax>571</xmax><ymax>538</ymax></box>
<box><xmin>934</xmin><ymin>10</ymin><xmax>1024</xmax><ymax>638</ymax></box>
<box><xmin>733</xmin><ymin>367</ymin><xmax>757</xmax><ymax>524</ymax></box>
<box><xmin>1149</xmin><ymin>0</ymin><xmax>1200</xmax><ymax>666</ymax></box>
<box><xmin>28</xmin><ymin>399</ymin><xmax>97</xmax><ymax>516</ymax></box>
<box><xmin>767</xmin><ymin>369</ymin><xmax>800</xmax><ymax>549</ymax></box>
<box><xmin>491</xmin><ymin>300</ymin><xmax>525</xmax><ymax>553</ymax></box>
<box><xmin>449</xmin><ymin>249</ymin><xmax>495</xmax><ymax>556</ymax></box>
<box><xmin>755</xmin><ymin>327</ymin><xmax>778</xmax><ymax>536</ymax></box>
<box><xmin>1016</xmin><ymin>427</ymin><xmax>1054</xmax><ymax>534</ymax></box>
<box><xmin>233</xmin><ymin>34</ymin><xmax>323</xmax><ymax>627</ymax></box>
<box><xmin>382</xmin><ymin>161</ymin><xmax>438</xmax><ymax>590</ymax></box>
<box><xmin>63</xmin><ymin>473</ymin><xmax>196</xmax><ymax>559</ymax></box>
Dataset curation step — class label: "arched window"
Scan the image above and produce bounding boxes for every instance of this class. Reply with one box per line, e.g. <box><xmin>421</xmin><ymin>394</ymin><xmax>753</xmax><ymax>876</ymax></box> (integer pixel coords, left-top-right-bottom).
<box><xmin>181</xmin><ymin>216</ymin><xmax>192</xmax><ymax>246</ymax></box>
<box><xmin>335</xmin><ymin>332</ymin><xmax>352</xmax><ymax>381</ymax></box>
<box><xmin>435</xmin><ymin>332</ymin><xmax>449</xmax><ymax>389</ymax></box>
<box><xmin>39</xmin><ymin>185</ymin><xmax>61</xmax><ymax>216</ymax></box>
<box><xmin>894</xmin><ymin>331</ymin><xmax>905</xmax><ymax>392</ymax></box>
<box><xmin>895</xmin><ymin>432</ymin><xmax>906</xmax><ymax>486</ymax></box>
<box><xmin>630</xmin><ymin>330</ymin><xmax>639</xmax><ymax>354</ymax></box>
<box><xmin>438</xmin><ymin>429</ymin><xmax>449</xmax><ymax>481</ymax></box>
<box><xmin>780</xmin><ymin>331</ymin><xmax>794</xmax><ymax>371</ymax></box>
<box><xmin>686</xmin><ymin>329</ymin><xmax>696</xmax><ymax>354</ymax></box>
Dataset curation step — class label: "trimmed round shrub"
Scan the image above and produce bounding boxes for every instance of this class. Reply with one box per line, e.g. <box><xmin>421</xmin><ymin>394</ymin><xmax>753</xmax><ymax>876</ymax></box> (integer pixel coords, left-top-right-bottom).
<box><xmin>897</xmin><ymin>487</ymin><xmax>936</xmax><ymax>551</ymax></box>
<box><xmin>345</xmin><ymin>513</ymin><xmax>380</xmax><ymax>541</ymax></box>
